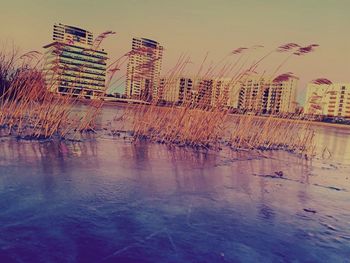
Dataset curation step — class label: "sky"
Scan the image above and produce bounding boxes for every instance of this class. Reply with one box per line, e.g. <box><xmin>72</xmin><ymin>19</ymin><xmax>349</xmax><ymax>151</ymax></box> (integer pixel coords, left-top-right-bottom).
<box><xmin>1</xmin><ymin>0</ymin><xmax>349</xmax><ymax>104</ymax></box>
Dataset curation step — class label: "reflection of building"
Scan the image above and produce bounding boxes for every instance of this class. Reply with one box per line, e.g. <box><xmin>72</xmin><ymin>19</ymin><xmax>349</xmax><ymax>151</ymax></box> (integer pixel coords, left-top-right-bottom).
<box><xmin>126</xmin><ymin>38</ymin><xmax>163</xmax><ymax>101</ymax></box>
<box><xmin>43</xmin><ymin>23</ymin><xmax>108</xmax><ymax>99</ymax></box>
<box><xmin>304</xmin><ymin>83</ymin><xmax>350</xmax><ymax>117</ymax></box>
<box><xmin>237</xmin><ymin>76</ymin><xmax>298</xmax><ymax>114</ymax></box>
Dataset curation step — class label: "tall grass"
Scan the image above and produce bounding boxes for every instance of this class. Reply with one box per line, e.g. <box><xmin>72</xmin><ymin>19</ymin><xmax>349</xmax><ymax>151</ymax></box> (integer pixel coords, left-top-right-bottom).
<box><xmin>121</xmin><ymin>43</ymin><xmax>319</xmax><ymax>157</ymax></box>
<box><xmin>0</xmin><ymin>47</ymin><xmax>103</xmax><ymax>140</ymax></box>
<box><xmin>1</xmin><ymin>41</ymin><xmax>318</xmax><ymax>157</ymax></box>
<box><xmin>122</xmin><ymin>105</ymin><xmax>315</xmax><ymax>156</ymax></box>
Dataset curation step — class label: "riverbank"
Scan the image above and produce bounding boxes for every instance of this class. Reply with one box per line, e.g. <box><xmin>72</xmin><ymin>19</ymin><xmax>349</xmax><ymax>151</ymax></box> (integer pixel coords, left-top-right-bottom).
<box><xmin>100</xmin><ymin>101</ymin><xmax>350</xmax><ymax>129</ymax></box>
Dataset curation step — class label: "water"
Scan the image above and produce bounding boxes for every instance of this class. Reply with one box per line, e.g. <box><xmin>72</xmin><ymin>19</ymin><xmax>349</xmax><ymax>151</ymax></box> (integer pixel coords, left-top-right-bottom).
<box><xmin>0</xmin><ymin>107</ymin><xmax>350</xmax><ymax>262</ymax></box>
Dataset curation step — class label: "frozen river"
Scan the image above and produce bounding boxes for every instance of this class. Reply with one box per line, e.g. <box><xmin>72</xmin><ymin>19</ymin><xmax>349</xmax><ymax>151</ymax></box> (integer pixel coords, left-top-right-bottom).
<box><xmin>0</xmin><ymin>106</ymin><xmax>350</xmax><ymax>262</ymax></box>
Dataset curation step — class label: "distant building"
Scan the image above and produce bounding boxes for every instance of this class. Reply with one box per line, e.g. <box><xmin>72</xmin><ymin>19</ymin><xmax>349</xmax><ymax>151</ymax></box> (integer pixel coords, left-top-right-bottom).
<box><xmin>211</xmin><ymin>78</ymin><xmax>239</xmax><ymax>108</ymax></box>
<box><xmin>126</xmin><ymin>38</ymin><xmax>163</xmax><ymax>101</ymax></box>
<box><xmin>158</xmin><ymin>74</ymin><xmax>297</xmax><ymax>113</ymax></box>
<box><xmin>159</xmin><ymin>77</ymin><xmax>193</xmax><ymax>104</ymax></box>
<box><xmin>237</xmin><ymin>76</ymin><xmax>298</xmax><ymax>114</ymax></box>
<box><xmin>195</xmin><ymin>78</ymin><xmax>214</xmax><ymax>108</ymax></box>
<box><xmin>157</xmin><ymin>76</ymin><xmax>241</xmax><ymax>109</ymax></box>
<box><xmin>304</xmin><ymin>83</ymin><xmax>350</xmax><ymax>117</ymax></box>
<box><xmin>159</xmin><ymin>77</ymin><xmax>214</xmax><ymax>107</ymax></box>
<box><xmin>43</xmin><ymin>23</ymin><xmax>108</xmax><ymax>99</ymax></box>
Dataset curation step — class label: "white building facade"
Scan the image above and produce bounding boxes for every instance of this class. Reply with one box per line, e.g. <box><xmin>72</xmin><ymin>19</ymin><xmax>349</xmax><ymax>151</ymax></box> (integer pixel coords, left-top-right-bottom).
<box><xmin>237</xmin><ymin>76</ymin><xmax>298</xmax><ymax>114</ymax></box>
<box><xmin>304</xmin><ymin>83</ymin><xmax>350</xmax><ymax>118</ymax></box>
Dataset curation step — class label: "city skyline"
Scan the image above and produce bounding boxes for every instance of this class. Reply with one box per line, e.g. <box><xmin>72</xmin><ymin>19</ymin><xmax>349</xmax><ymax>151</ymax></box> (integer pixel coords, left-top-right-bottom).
<box><xmin>1</xmin><ymin>0</ymin><xmax>349</xmax><ymax>104</ymax></box>
<box><xmin>1</xmin><ymin>3</ymin><xmax>350</xmax><ymax>262</ymax></box>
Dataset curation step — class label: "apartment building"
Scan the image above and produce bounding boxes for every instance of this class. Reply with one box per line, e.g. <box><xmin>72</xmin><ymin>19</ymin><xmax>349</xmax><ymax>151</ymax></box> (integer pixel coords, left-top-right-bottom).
<box><xmin>43</xmin><ymin>23</ymin><xmax>108</xmax><ymax>99</ymax></box>
<box><xmin>237</xmin><ymin>76</ymin><xmax>298</xmax><ymax>114</ymax></box>
<box><xmin>304</xmin><ymin>83</ymin><xmax>350</xmax><ymax>117</ymax></box>
<box><xmin>159</xmin><ymin>77</ymin><xmax>193</xmax><ymax>104</ymax></box>
<box><xmin>125</xmin><ymin>38</ymin><xmax>163</xmax><ymax>101</ymax></box>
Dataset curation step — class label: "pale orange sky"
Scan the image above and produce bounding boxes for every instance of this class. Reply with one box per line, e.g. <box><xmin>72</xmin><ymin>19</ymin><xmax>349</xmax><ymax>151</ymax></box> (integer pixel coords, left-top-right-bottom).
<box><xmin>1</xmin><ymin>0</ymin><xmax>349</xmax><ymax>104</ymax></box>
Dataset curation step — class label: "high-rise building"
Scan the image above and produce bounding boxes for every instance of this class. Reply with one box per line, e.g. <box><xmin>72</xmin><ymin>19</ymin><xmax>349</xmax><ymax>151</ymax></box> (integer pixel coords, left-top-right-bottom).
<box><xmin>237</xmin><ymin>76</ymin><xmax>298</xmax><ymax>114</ymax></box>
<box><xmin>43</xmin><ymin>23</ymin><xmax>108</xmax><ymax>99</ymax></box>
<box><xmin>304</xmin><ymin>83</ymin><xmax>350</xmax><ymax>117</ymax></box>
<box><xmin>126</xmin><ymin>38</ymin><xmax>163</xmax><ymax>101</ymax></box>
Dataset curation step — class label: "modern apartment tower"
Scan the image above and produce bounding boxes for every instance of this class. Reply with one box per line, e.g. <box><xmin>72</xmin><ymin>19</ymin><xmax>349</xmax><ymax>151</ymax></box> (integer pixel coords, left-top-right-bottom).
<box><xmin>304</xmin><ymin>83</ymin><xmax>350</xmax><ymax>117</ymax></box>
<box><xmin>43</xmin><ymin>23</ymin><xmax>108</xmax><ymax>99</ymax></box>
<box><xmin>126</xmin><ymin>38</ymin><xmax>163</xmax><ymax>101</ymax></box>
<box><xmin>52</xmin><ymin>23</ymin><xmax>93</xmax><ymax>46</ymax></box>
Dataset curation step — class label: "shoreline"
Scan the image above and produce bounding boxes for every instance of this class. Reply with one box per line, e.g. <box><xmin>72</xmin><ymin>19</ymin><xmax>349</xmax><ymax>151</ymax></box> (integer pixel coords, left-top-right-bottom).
<box><xmin>99</xmin><ymin>100</ymin><xmax>350</xmax><ymax>129</ymax></box>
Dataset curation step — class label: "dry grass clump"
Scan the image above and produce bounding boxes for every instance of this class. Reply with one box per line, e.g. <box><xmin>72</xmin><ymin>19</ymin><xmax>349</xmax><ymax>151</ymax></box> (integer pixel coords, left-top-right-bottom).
<box><xmin>0</xmin><ymin>48</ymin><xmax>103</xmax><ymax>140</ymax></box>
<box><xmin>127</xmin><ymin>105</ymin><xmax>228</xmax><ymax>147</ymax></box>
<box><xmin>227</xmin><ymin>115</ymin><xmax>315</xmax><ymax>155</ymax></box>
<box><xmin>124</xmin><ymin>104</ymin><xmax>315</xmax><ymax>156</ymax></box>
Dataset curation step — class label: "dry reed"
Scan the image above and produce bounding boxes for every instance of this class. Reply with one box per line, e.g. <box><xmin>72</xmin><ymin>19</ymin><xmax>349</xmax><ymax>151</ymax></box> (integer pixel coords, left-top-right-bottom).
<box><xmin>1</xmin><ymin>41</ymin><xmax>318</xmax><ymax>158</ymax></box>
<box><xmin>120</xmin><ymin>43</ymin><xmax>318</xmax><ymax>157</ymax></box>
<box><xmin>0</xmin><ymin>47</ymin><xmax>104</xmax><ymax>140</ymax></box>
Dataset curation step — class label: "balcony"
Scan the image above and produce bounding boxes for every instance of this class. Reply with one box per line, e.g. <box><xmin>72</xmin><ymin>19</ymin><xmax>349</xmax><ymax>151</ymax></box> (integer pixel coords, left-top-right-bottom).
<box><xmin>58</xmin><ymin>58</ymin><xmax>106</xmax><ymax>71</ymax></box>
<box><xmin>60</xmin><ymin>52</ymin><xmax>106</xmax><ymax>66</ymax></box>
